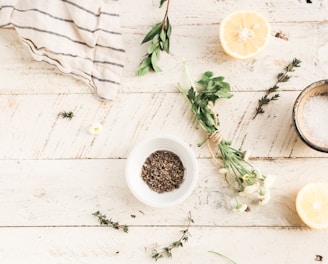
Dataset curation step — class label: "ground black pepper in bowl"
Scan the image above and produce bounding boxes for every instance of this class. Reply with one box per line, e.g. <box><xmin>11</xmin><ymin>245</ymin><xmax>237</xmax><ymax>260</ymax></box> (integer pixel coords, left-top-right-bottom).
<box><xmin>141</xmin><ymin>150</ymin><xmax>185</xmax><ymax>193</ymax></box>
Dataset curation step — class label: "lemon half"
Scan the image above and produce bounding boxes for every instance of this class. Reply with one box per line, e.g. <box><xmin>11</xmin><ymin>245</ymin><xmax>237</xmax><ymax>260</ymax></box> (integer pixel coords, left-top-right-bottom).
<box><xmin>296</xmin><ymin>182</ymin><xmax>328</xmax><ymax>229</ymax></box>
<box><xmin>219</xmin><ymin>10</ymin><xmax>271</xmax><ymax>60</ymax></box>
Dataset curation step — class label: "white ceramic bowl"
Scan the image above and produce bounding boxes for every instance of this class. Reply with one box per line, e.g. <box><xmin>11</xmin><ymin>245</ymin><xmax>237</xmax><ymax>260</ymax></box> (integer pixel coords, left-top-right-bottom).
<box><xmin>125</xmin><ymin>135</ymin><xmax>198</xmax><ymax>208</ymax></box>
<box><xmin>293</xmin><ymin>80</ymin><xmax>328</xmax><ymax>152</ymax></box>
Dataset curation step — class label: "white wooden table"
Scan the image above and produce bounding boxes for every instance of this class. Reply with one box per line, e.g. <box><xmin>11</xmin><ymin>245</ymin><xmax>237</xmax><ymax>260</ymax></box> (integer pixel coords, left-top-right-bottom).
<box><xmin>1</xmin><ymin>0</ymin><xmax>328</xmax><ymax>263</ymax></box>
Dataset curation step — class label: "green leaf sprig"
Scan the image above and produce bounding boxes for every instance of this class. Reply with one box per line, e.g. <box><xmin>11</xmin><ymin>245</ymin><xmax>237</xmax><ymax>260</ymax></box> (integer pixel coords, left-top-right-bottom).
<box><xmin>179</xmin><ymin>67</ymin><xmax>274</xmax><ymax>211</ymax></box>
<box><xmin>254</xmin><ymin>58</ymin><xmax>301</xmax><ymax>118</ymax></box>
<box><xmin>92</xmin><ymin>211</ymin><xmax>128</xmax><ymax>233</ymax></box>
<box><xmin>151</xmin><ymin>211</ymin><xmax>193</xmax><ymax>261</ymax></box>
<box><xmin>138</xmin><ymin>0</ymin><xmax>172</xmax><ymax>76</ymax></box>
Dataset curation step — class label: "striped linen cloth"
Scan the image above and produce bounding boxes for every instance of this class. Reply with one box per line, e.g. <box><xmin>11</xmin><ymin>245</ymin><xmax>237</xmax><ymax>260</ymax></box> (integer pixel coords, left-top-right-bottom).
<box><xmin>0</xmin><ymin>0</ymin><xmax>125</xmax><ymax>100</ymax></box>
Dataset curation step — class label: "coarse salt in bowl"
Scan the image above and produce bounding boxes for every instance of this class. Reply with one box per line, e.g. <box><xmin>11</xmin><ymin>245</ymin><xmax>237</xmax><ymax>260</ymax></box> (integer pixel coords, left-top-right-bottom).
<box><xmin>125</xmin><ymin>135</ymin><xmax>198</xmax><ymax>208</ymax></box>
<box><xmin>293</xmin><ymin>80</ymin><xmax>328</xmax><ymax>152</ymax></box>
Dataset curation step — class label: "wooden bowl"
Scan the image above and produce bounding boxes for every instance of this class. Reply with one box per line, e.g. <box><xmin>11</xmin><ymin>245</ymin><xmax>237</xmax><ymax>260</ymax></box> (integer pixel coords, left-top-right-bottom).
<box><xmin>293</xmin><ymin>80</ymin><xmax>328</xmax><ymax>152</ymax></box>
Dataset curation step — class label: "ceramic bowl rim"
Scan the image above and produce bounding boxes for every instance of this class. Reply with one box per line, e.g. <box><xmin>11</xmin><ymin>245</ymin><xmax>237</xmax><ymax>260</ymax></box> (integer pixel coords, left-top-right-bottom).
<box><xmin>125</xmin><ymin>134</ymin><xmax>199</xmax><ymax>208</ymax></box>
<box><xmin>292</xmin><ymin>79</ymin><xmax>328</xmax><ymax>153</ymax></box>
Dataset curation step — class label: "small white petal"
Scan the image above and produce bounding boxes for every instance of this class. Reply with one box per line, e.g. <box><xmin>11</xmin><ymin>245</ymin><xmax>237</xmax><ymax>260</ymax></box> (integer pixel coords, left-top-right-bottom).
<box><xmin>258</xmin><ymin>190</ymin><xmax>271</xmax><ymax>205</ymax></box>
<box><xmin>243</xmin><ymin>151</ymin><xmax>251</xmax><ymax>161</ymax></box>
<box><xmin>263</xmin><ymin>175</ymin><xmax>275</xmax><ymax>188</ymax></box>
<box><xmin>253</xmin><ymin>168</ymin><xmax>262</xmax><ymax>179</ymax></box>
<box><xmin>239</xmin><ymin>184</ymin><xmax>259</xmax><ymax>197</ymax></box>
<box><xmin>259</xmin><ymin>195</ymin><xmax>271</xmax><ymax>205</ymax></box>
<box><xmin>89</xmin><ymin>123</ymin><xmax>103</xmax><ymax>135</ymax></box>
<box><xmin>218</xmin><ymin>168</ymin><xmax>229</xmax><ymax>174</ymax></box>
<box><xmin>233</xmin><ymin>203</ymin><xmax>248</xmax><ymax>212</ymax></box>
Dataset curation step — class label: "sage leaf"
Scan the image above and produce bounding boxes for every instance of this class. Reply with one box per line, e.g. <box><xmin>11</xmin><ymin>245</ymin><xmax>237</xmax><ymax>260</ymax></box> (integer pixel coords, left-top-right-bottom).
<box><xmin>137</xmin><ymin>66</ymin><xmax>150</xmax><ymax>76</ymax></box>
<box><xmin>159</xmin><ymin>0</ymin><xmax>167</xmax><ymax>8</ymax></box>
<box><xmin>139</xmin><ymin>57</ymin><xmax>151</xmax><ymax>68</ymax></box>
<box><xmin>141</xmin><ymin>22</ymin><xmax>162</xmax><ymax>44</ymax></box>
<box><xmin>151</xmin><ymin>51</ymin><xmax>161</xmax><ymax>72</ymax></box>
<box><xmin>148</xmin><ymin>42</ymin><xmax>159</xmax><ymax>54</ymax></box>
<box><xmin>166</xmin><ymin>18</ymin><xmax>172</xmax><ymax>37</ymax></box>
<box><xmin>163</xmin><ymin>39</ymin><xmax>170</xmax><ymax>53</ymax></box>
<box><xmin>160</xmin><ymin>30</ymin><xmax>166</xmax><ymax>42</ymax></box>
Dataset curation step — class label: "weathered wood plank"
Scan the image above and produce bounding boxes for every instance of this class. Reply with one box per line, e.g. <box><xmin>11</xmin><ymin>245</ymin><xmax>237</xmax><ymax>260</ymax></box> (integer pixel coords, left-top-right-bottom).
<box><xmin>1</xmin><ymin>92</ymin><xmax>326</xmax><ymax>159</ymax></box>
<box><xmin>0</xmin><ymin>158</ymin><xmax>326</xmax><ymax>227</ymax></box>
<box><xmin>1</xmin><ymin>19</ymin><xmax>327</xmax><ymax>95</ymax></box>
<box><xmin>0</xmin><ymin>226</ymin><xmax>326</xmax><ymax>263</ymax></box>
<box><xmin>121</xmin><ymin>0</ymin><xmax>328</xmax><ymax>26</ymax></box>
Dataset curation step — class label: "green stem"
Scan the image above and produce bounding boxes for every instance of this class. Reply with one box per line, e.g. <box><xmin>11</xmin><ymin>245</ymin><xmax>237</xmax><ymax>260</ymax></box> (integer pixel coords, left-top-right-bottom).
<box><xmin>209</xmin><ymin>250</ymin><xmax>238</xmax><ymax>264</ymax></box>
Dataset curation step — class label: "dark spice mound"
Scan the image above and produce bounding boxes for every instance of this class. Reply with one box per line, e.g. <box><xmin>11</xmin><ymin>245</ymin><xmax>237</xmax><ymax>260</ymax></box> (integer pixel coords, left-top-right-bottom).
<box><xmin>141</xmin><ymin>150</ymin><xmax>185</xmax><ymax>193</ymax></box>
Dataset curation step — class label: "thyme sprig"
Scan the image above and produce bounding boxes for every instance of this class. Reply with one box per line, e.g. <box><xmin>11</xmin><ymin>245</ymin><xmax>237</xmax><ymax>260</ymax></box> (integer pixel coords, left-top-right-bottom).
<box><xmin>58</xmin><ymin>111</ymin><xmax>74</xmax><ymax>120</ymax></box>
<box><xmin>179</xmin><ymin>67</ymin><xmax>274</xmax><ymax>211</ymax></box>
<box><xmin>92</xmin><ymin>211</ymin><xmax>129</xmax><ymax>233</ymax></box>
<box><xmin>151</xmin><ymin>211</ymin><xmax>193</xmax><ymax>261</ymax></box>
<box><xmin>254</xmin><ymin>58</ymin><xmax>301</xmax><ymax>118</ymax></box>
<box><xmin>138</xmin><ymin>0</ymin><xmax>172</xmax><ymax>76</ymax></box>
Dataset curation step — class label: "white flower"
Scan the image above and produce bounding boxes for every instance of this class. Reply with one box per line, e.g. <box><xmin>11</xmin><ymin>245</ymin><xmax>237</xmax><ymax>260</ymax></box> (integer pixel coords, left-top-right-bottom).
<box><xmin>218</xmin><ymin>168</ymin><xmax>229</xmax><ymax>175</ymax></box>
<box><xmin>239</xmin><ymin>183</ymin><xmax>259</xmax><ymax>197</ymax></box>
<box><xmin>233</xmin><ymin>203</ymin><xmax>248</xmax><ymax>212</ymax></box>
<box><xmin>253</xmin><ymin>168</ymin><xmax>262</xmax><ymax>179</ymax></box>
<box><xmin>262</xmin><ymin>175</ymin><xmax>275</xmax><ymax>189</ymax></box>
<box><xmin>259</xmin><ymin>192</ymin><xmax>271</xmax><ymax>205</ymax></box>
<box><xmin>257</xmin><ymin>189</ymin><xmax>271</xmax><ymax>205</ymax></box>
<box><xmin>243</xmin><ymin>150</ymin><xmax>251</xmax><ymax>161</ymax></box>
<box><xmin>89</xmin><ymin>122</ymin><xmax>103</xmax><ymax>135</ymax></box>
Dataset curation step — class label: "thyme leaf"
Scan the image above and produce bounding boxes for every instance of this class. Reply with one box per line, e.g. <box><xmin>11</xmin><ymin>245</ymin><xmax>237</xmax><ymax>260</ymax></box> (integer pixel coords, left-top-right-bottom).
<box><xmin>92</xmin><ymin>211</ymin><xmax>129</xmax><ymax>233</ymax></box>
<box><xmin>58</xmin><ymin>111</ymin><xmax>74</xmax><ymax>120</ymax></box>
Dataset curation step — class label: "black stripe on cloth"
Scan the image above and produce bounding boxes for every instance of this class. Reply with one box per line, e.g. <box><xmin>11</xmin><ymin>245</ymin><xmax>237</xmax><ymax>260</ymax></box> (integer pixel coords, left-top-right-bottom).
<box><xmin>23</xmin><ymin>37</ymin><xmax>124</xmax><ymax>68</ymax></box>
<box><xmin>60</xmin><ymin>0</ymin><xmax>120</xmax><ymax>17</ymax></box>
<box><xmin>0</xmin><ymin>5</ymin><xmax>122</xmax><ymax>35</ymax></box>
<box><xmin>91</xmin><ymin>74</ymin><xmax>120</xmax><ymax>85</ymax></box>
<box><xmin>8</xmin><ymin>23</ymin><xmax>125</xmax><ymax>52</ymax></box>
<box><xmin>21</xmin><ymin>38</ymin><xmax>122</xmax><ymax>85</ymax></box>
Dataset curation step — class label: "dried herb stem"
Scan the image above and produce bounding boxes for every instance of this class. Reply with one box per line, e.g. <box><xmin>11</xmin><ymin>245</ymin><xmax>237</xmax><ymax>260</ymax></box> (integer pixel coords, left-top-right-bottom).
<box><xmin>151</xmin><ymin>211</ymin><xmax>193</xmax><ymax>261</ymax></box>
<box><xmin>92</xmin><ymin>211</ymin><xmax>128</xmax><ymax>233</ymax></box>
<box><xmin>254</xmin><ymin>58</ymin><xmax>301</xmax><ymax>118</ymax></box>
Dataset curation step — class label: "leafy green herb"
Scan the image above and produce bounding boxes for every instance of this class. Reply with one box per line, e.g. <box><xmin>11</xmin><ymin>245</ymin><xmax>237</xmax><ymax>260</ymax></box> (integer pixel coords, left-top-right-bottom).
<box><xmin>58</xmin><ymin>111</ymin><xmax>74</xmax><ymax>120</ymax></box>
<box><xmin>254</xmin><ymin>58</ymin><xmax>301</xmax><ymax>118</ymax></box>
<box><xmin>138</xmin><ymin>0</ymin><xmax>172</xmax><ymax>76</ymax></box>
<box><xmin>179</xmin><ymin>66</ymin><xmax>274</xmax><ymax>211</ymax></box>
<box><xmin>92</xmin><ymin>211</ymin><xmax>128</xmax><ymax>233</ymax></box>
<box><xmin>151</xmin><ymin>211</ymin><xmax>193</xmax><ymax>261</ymax></box>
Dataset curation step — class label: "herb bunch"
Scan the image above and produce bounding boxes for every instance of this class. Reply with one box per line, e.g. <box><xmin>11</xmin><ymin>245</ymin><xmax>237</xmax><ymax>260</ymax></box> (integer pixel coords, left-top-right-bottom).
<box><xmin>179</xmin><ymin>68</ymin><xmax>274</xmax><ymax>211</ymax></box>
<box><xmin>138</xmin><ymin>0</ymin><xmax>172</xmax><ymax>76</ymax></box>
<box><xmin>254</xmin><ymin>58</ymin><xmax>301</xmax><ymax>118</ymax></box>
<box><xmin>152</xmin><ymin>211</ymin><xmax>193</xmax><ymax>261</ymax></box>
<box><xmin>92</xmin><ymin>211</ymin><xmax>128</xmax><ymax>233</ymax></box>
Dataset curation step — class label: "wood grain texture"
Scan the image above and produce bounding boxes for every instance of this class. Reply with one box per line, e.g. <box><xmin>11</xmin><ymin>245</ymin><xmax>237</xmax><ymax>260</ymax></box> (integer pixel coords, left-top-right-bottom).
<box><xmin>0</xmin><ymin>92</ymin><xmax>326</xmax><ymax>159</ymax></box>
<box><xmin>0</xmin><ymin>158</ymin><xmax>327</xmax><ymax>227</ymax></box>
<box><xmin>0</xmin><ymin>0</ymin><xmax>327</xmax><ymax>262</ymax></box>
<box><xmin>0</xmin><ymin>226</ymin><xmax>327</xmax><ymax>264</ymax></box>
